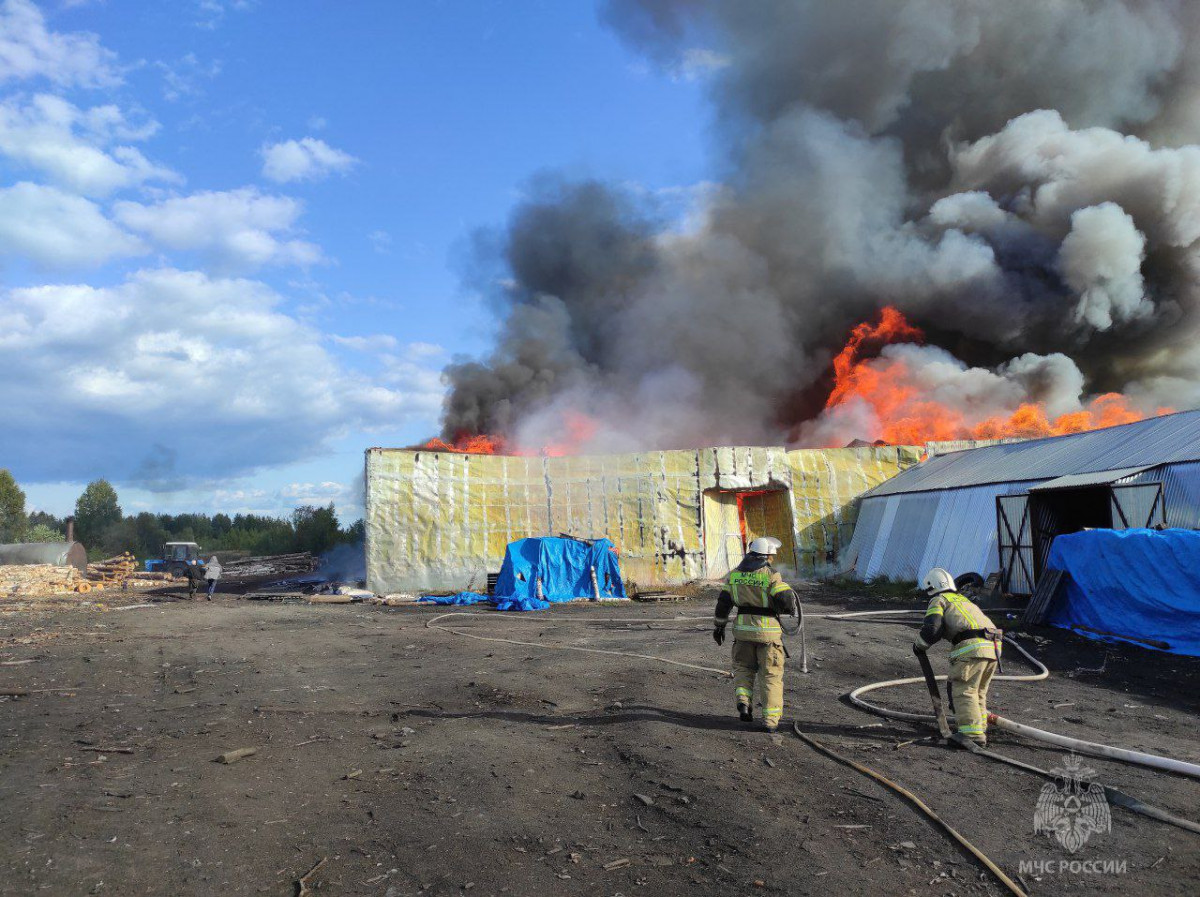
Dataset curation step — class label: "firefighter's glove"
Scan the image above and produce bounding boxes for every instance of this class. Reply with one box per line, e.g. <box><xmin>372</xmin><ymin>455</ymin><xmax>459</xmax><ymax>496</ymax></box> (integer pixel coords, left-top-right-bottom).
<box><xmin>713</xmin><ymin>625</ymin><xmax>726</xmax><ymax>646</ymax></box>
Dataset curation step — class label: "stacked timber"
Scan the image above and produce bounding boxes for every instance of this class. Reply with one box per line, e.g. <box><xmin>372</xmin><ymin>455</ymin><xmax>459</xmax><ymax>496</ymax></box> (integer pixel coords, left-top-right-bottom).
<box><xmin>220</xmin><ymin>552</ymin><xmax>318</xmax><ymax>578</ymax></box>
<box><xmin>84</xmin><ymin>553</ymin><xmax>175</xmax><ymax>591</ymax></box>
<box><xmin>127</xmin><ymin>570</ymin><xmax>174</xmax><ymax>583</ymax></box>
<box><xmin>86</xmin><ymin>553</ymin><xmax>137</xmax><ymax>588</ymax></box>
<box><xmin>0</xmin><ymin>563</ymin><xmax>81</xmax><ymax>597</ymax></box>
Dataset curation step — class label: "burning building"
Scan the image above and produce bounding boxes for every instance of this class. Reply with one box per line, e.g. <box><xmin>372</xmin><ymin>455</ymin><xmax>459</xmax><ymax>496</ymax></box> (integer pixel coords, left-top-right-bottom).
<box><xmin>364</xmin><ymin>444</ymin><xmax>922</xmax><ymax>594</ymax></box>
<box><xmin>367</xmin><ymin>3</ymin><xmax>1200</xmax><ymax>593</ymax></box>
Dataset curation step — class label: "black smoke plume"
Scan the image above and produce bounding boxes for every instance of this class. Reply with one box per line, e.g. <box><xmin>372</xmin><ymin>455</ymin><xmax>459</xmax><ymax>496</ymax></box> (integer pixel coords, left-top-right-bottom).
<box><xmin>441</xmin><ymin>1</ymin><xmax>1200</xmax><ymax>450</ymax></box>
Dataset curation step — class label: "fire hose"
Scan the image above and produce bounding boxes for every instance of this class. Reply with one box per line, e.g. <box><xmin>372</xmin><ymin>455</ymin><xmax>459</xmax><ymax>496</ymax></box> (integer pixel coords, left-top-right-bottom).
<box><xmin>830</xmin><ymin>610</ymin><xmax>1200</xmax><ymax>838</ymax></box>
<box><xmin>423</xmin><ymin>604</ymin><xmax>1199</xmax><ymax>895</ymax></box>
<box><xmin>839</xmin><ymin>611</ymin><xmax>1200</xmax><ymax>779</ymax></box>
<box><xmin>429</xmin><ymin>606</ymin><xmax>1200</xmax><ymax>778</ymax></box>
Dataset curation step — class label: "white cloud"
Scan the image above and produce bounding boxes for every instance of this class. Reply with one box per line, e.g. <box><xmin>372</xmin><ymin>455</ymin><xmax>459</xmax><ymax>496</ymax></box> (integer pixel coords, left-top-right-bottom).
<box><xmin>367</xmin><ymin>228</ymin><xmax>392</xmax><ymax>254</ymax></box>
<box><xmin>156</xmin><ymin>52</ymin><xmax>222</xmax><ymax>102</ymax></box>
<box><xmin>0</xmin><ymin>94</ymin><xmax>179</xmax><ymax>196</ymax></box>
<box><xmin>113</xmin><ymin>187</ymin><xmax>323</xmax><ymax>271</ymax></box>
<box><xmin>0</xmin><ymin>0</ymin><xmax>120</xmax><ymax>88</ymax></box>
<box><xmin>196</xmin><ymin>0</ymin><xmax>254</xmax><ymax>30</ymax></box>
<box><xmin>0</xmin><ymin>181</ymin><xmax>143</xmax><ymax>267</ymax></box>
<box><xmin>406</xmin><ymin>341</ymin><xmax>445</xmax><ymax>360</ymax></box>
<box><xmin>261</xmin><ymin>137</ymin><xmax>358</xmax><ymax>183</ymax></box>
<box><xmin>278</xmin><ymin>481</ymin><xmax>350</xmax><ymax>505</ymax></box>
<box><xmin>331</xmin><ymin>333</ymin><xmax>399</xmax><ymax>353</ymax></box>
<box><xmin>0</xmin><ymin>268</ymin><xmax>444</xmax><ymax>484</ymax></box>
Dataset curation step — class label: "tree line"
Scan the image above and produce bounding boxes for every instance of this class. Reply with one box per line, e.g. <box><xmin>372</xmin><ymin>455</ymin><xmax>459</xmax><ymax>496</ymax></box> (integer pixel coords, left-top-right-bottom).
<box><xmin>0</xmin><ymin>470</ymin><xmax>362</xmax><ymax>561</ymax></box>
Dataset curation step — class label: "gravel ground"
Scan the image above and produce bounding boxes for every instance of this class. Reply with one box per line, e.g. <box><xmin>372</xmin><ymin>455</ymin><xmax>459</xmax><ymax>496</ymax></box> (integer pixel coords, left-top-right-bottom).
<box><xmin>0</xmin><ymin>586</ymin><xmax>1197</xmax><ymax>896</ymax></box>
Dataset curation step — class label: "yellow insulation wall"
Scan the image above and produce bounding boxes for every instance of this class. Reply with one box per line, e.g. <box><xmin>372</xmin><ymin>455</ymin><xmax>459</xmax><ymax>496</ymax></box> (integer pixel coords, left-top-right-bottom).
<box><xmin>365</xmin><ymin>444</ymin><xmax>921</xmax><ymax>594</ymax></box>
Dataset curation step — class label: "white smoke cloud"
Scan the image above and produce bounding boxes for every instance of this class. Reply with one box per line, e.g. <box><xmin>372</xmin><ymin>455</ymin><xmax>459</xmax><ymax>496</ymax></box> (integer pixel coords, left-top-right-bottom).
<box><xmin>1059</xmin><ymin>203</ymin><xmax>1150</xmax><ymax>330</ymax></box>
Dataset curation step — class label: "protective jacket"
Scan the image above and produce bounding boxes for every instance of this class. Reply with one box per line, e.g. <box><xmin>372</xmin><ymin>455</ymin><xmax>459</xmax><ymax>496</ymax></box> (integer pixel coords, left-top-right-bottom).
<box><xmin>714</xmin><ymin>554</ymin><xmax>798</xmax><ymax>645</ymax></box>
<box><xmin>915</xmin><ymin>590</ymin><xmax>998</xmax><ymax>661</ymax></box>
<box><xmin>204</xmin><ymin>558</ymin><xmax>222</xmax><ymax>581</ymax></box>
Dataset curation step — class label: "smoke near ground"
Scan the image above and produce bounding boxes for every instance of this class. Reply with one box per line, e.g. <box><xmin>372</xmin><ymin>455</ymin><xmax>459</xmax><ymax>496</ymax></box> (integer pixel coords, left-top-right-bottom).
<box><xmin>442</xmin><ymin>1</ymin><xmax>1200</xmax><ymax>450</ymax></box>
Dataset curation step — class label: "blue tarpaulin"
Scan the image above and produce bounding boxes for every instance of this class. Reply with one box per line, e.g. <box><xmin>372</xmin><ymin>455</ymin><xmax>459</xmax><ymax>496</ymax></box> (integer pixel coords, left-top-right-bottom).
<box><xmin>418</xmin><ymin>591</ymin><xmax>491</xmax><ymax>606</ymax></box>
<box><xmin>1045</xmin><ymin>528</ymin><xmax>1200</xmax><ymax>656</ymax></box>
<box><xmin>493</xmin><ymin>537</ymin><xmax>626</xmax><ymax>612</ymax></box>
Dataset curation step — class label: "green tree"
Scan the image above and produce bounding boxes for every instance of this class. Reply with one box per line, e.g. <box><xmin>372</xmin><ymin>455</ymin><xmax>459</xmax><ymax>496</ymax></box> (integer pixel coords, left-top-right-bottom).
<box><xmin>25</xmin><ymin>523</ymin><xmax>62</xmax><ymax>543</ymax></box>
<box><xmin>293</xmin><ymin>504</ymin><xmax>340</xmax><ymax>556</ymax></box>
<box><xmin>132</xmin><ymin>512</ymin><xmax>168</xmax><ymax>560</ymax></box>
<box><xmin>343</xmin><ymin>518</ymin><xmax>365</xmax><ymax>545</ymax></box>
<box><xmin>0</xmin><ymin>469</ymin><xmax>27</xmax><ymax>543</ymax></box>
<box><xmin>75</xmin><ymin>480</ymin><xmax>123</xmax><ymax>550</ymax></box>
<box><xmin>28</xmin><ymin>510</ymin><xmax>65</xmax><ymax>533</ymax></box>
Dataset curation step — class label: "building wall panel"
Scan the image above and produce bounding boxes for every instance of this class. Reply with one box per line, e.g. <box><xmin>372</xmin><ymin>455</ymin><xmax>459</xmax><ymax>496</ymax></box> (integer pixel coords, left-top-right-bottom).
<box><xmin>848</xmin><ymin>480</ymin><xmax>1039</xmax><ymax>583</ymax></box>
<box><xmin>366</xmin><ymin>444</ymin><xmax>919</xmax><ymax>594</ymax></box>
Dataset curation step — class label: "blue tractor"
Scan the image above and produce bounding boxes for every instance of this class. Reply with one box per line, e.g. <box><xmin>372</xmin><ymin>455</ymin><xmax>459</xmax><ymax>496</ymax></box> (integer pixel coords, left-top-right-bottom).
<box><xmin>145</xmin><ymin>541</ymin><xmax>204</xmax><ymax>577</ymax></box>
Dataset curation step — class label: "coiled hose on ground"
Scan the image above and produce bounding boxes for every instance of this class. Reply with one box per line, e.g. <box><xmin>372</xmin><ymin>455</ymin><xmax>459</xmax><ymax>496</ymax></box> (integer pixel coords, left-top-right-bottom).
<box><xmin>835</xmin><ymin>609</ymin><xmax>1200</xmax><ymax>779</ymax></box>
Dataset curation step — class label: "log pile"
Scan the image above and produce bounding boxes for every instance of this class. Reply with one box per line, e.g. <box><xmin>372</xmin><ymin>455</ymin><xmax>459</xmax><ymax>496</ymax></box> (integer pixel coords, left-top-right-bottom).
<box><xmin>83</xmin><ymin>554</ymin><xmax>176</xmax><ymax>591</ymax></box>
<box><xmin>0</xmin><ymin>563</ymin><xmax>81</xmax><ymax>597</ymax></box>
<box><xmin>220</xmin><ymin>552</ymin><xmax>318</xmax><ymax>578</ymax></box>
<box><xmin>87</xmin><ymin>553</ymin><xmax>137</xmax><ymax>586</ymax></box>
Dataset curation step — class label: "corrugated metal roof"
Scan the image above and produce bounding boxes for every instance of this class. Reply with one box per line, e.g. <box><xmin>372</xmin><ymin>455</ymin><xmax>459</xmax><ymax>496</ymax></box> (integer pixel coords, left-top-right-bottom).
<box><xmin>867</xmin><ymin>408</ymin><xmax>1200</xmax><ymax>498</ymax></box>
<box><xmin>1028</xmin><ymin>466</ymin><xmax>1155</xmax><ymax>492</ymax></box>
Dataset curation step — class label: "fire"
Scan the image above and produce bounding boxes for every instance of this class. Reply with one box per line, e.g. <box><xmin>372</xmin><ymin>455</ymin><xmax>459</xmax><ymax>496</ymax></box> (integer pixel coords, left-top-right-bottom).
<box><xmin>826</xmin><ymin>306</ymin><xmax>924</xmax><ymax>408</ymax></box>
<box><xmin>540</xmin><ymin>411</ymin><xmax>599</xmax><ymax>457</ymax></box>
<box><xmin>824</xmin><ymin>307</ymin><xmax>1164</xmax><ymax>444</ymax></box>
<box><xmin>421</xmin><ymin>433</ymin><xmax>507</xmax><ymax>455</ymax></box>
<box><xmin>421</xmin><ymin>411</ymin><xmax>599</xmax><ymax>457</ymax></box>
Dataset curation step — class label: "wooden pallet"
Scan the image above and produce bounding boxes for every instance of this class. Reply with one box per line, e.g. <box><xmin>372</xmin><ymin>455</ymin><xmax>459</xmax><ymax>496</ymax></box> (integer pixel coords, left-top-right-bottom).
<box><xmin>1022</xmin><ymin>568</ymin><xmax>1067</xmax><ymax>627</ymax></box>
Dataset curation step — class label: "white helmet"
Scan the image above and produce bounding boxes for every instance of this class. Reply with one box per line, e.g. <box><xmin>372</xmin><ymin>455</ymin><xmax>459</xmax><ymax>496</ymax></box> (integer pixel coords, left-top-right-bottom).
<box><xmin>748</xmin><ymin>537</ymin><xmax>782</xmax><ymax>556</ymax></box>
<box><xmin>922</xmin><ymin>567</ymin><xmax>955</xmax><ymax>596</ymax></box>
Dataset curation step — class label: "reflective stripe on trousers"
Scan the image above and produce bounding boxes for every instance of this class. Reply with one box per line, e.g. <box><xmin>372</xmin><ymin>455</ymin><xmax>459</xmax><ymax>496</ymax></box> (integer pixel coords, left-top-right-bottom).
<box><xmin>731</xmin><ymin>640</ymin><xmax>785</xmax><ymax>723</ymax></box>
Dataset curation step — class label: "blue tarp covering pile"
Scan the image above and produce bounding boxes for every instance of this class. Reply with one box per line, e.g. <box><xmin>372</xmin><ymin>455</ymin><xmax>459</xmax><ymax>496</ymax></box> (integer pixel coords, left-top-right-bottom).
<box><xmin>493</xmin><ymin>537</ymin><xmax>626</xmax><ymax>611</ymax></box>
<box><xmin>418</xmin><ymin>592</ymin><xmax>490</xmax><ymax>606</ymax></box>
<box><xmin>1045</xmin><ymin>528</ymin><xmax>1200</xmax><ymax>656</ymax></box>
<box><xmin>420</xmin><ymin>537</ymin><xmax>627</xmax><ymax>612</ymax></box>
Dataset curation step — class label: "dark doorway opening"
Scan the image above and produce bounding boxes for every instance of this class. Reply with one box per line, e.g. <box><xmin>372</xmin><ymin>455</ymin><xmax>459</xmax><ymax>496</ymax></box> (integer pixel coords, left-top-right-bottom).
<box><xmin>1029</xmin><ymin>486</ymin><xmax>1113</xmax><ymax>580</ymax></box>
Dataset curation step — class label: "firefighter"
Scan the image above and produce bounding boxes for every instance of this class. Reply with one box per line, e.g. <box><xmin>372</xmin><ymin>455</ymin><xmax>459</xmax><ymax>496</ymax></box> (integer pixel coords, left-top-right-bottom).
<box><xmin>713</xmin><ymin>537</ymin><xmax>799</xmax><ymax>732</ymax></box>
<box><xmin>913</xmin><ymin>567</ymin><xmax>1002</xmax><ymax>747</ymax></box>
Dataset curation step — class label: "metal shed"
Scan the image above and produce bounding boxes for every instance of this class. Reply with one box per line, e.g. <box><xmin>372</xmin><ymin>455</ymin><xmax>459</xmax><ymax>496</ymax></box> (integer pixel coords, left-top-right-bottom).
<box><xmin>841</xmin><ymin>409</ymin><xmax>1200</xmax><ymax>592</ymax></box>
<box><xmin>0</xmin><ymin>542</ymin><xmax>88</xmax><ymax>573</ymax></box>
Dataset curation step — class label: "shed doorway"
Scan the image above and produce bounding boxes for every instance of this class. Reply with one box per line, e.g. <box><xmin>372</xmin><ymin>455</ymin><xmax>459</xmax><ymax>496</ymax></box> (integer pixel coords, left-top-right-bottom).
<box><xmin>1029</xmin><ymin>486</ymin><xmax>1113</xmax><ymax>581</ymax></box>
<box><xmin>702</xmin><ymin>488</ymin><xmax>796</xmax><ymax>578</ymax></box>
<box><xmin>1025</xmin><ymin>472</ymin><xmax>1165</xmax><ymax>586</ymax></box>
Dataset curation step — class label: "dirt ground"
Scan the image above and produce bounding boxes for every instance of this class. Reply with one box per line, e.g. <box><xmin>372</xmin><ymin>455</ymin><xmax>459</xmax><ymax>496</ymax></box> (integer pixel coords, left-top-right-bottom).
<box><xmin>1</xmin><ymin>584</ymin><xmax>1198</xmax><ymax>897</ymax></box>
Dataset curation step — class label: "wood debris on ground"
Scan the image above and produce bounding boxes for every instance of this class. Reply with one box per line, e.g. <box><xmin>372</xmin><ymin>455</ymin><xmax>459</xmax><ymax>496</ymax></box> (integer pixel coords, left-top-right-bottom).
<box><xmin>220</xmin><ymin>553</ymin><xmax>318</xmax><ymax>578</ymax></box>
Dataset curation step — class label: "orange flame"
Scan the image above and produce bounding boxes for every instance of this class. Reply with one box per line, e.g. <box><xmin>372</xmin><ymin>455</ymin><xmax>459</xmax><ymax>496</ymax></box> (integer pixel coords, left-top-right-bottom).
<box><xmin>540</xmin><ymin>411</ymin><xmax>600</xmax><ymax>457</ymax></box>
<box><xmin>826</xmin><ymin>306</ymin><xmax>924</xmax><ymax>408</ymax></box>
<box><xmin>422</xmin><ymin>433</ymin><xmax>508</xmax><ymax>455</ymax></box>
<box><xmin>825</xmin><ymin>307</ymin><xmax>1165</xmax><ymax>444</ymax></box>
<box><xmin>421</xmin><ymin>411</ymin><xmax>599</xmax><ymax>457</ymax></box>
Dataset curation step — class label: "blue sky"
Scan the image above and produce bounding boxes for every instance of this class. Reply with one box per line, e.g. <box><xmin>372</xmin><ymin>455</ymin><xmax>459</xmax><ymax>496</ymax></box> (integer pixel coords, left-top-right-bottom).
<box><xmin>0</xmin><ymin>0</ymin><xmax>712</xmax><ymax>521</ymax></box>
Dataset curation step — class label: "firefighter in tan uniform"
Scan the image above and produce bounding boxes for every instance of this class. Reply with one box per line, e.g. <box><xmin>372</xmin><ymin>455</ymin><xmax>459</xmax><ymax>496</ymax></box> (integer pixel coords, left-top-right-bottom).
<box><xmin>713</xmin><ymin>537</ymin><xmax>799</xmax><ymax>732</ymax></box>
<box><xmin>913</xmin><ymin>568</ymin><xmax>1002</xmax><ymax>747</ymax></box>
